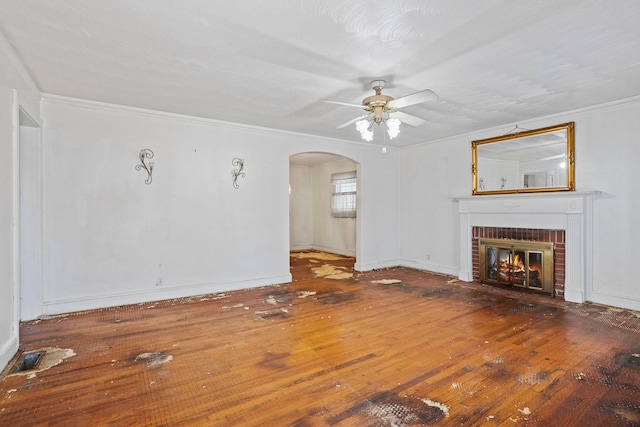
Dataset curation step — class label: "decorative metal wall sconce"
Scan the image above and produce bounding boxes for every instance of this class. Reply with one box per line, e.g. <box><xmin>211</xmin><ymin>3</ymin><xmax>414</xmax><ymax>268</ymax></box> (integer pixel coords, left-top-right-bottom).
<box><xmin>232</xmin><ymin>158</ymin><xmax>245</xmax><ymax>189</ymax></box>
<box><xmin>135</xmin><ymin>149</ymin><xmax>155</xmax><ymax>184</ymax></box>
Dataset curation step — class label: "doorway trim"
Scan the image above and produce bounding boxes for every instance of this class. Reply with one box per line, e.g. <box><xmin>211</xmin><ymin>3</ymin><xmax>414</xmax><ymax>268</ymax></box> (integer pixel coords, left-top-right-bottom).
<box><xmin>18</xmin><ymin>104</ymin><xmax>43</xmax><ymax>321</ymax></box>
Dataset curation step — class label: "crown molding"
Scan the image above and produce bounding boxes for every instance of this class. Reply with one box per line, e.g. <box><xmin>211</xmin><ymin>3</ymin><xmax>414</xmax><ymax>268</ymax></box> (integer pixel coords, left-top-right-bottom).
<box><xmin>403</xmin><ymin>94</ymin><xmax>640</xmax><ymax>150</ymax></box>
<box><xmin>0</xmin><ymin>28</ymin><xmax>39</xmax><ymax>92</ymax></box>
<box><xmin>40</xmin><ymin>93</ymin><xmax>389</xmax><ymax>151</ymax></box>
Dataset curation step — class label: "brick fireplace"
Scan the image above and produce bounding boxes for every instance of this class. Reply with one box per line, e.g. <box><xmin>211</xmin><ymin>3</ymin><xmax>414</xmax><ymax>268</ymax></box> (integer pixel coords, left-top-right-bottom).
<box><xmin>472</xmin><ymin>227</ymin><xmax>565</xmax><ymax>298</ymax></box>
<box><xmin>456</xmin><ymin>191</ymin><xmax>598</xmax><ymax>304</ymax></box>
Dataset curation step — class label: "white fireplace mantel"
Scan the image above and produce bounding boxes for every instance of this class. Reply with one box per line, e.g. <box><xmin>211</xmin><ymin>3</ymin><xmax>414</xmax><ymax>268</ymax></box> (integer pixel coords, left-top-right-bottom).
<box><xmin>455</xmin><ymin>191</ymin><xmax>600</xmax><ymax>303</ymax></box>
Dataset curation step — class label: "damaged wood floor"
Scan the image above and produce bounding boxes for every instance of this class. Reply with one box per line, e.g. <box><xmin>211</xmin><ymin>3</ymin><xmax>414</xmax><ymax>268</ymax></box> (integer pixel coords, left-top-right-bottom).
<box><xmin>2</xmin><ymin>251</ymin><xmax>640</xmax><ymax>426</ymax></box>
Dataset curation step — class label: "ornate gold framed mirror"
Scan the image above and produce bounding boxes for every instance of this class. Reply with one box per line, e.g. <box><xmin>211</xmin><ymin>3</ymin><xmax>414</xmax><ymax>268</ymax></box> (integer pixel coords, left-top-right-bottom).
<box><xmin>472</xmin><ymin>122</ymin><xmax>575</xmax><ymax>195</ymax></box>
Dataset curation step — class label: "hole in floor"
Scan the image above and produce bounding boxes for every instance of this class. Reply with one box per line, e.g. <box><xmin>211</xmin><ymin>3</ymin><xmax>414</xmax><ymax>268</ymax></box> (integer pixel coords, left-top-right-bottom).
<box><xmin>14</xmin><ymin>352</ymin><xmax>43</xmax><ymax>373</ymax></box>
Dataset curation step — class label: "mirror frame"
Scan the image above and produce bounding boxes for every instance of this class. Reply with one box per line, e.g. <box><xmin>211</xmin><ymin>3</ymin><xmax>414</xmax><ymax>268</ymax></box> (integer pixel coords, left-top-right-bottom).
<box><xmin>472</xmin><ymin>122</ymin><xmax>575</xmax><ymax>195</ymax></box>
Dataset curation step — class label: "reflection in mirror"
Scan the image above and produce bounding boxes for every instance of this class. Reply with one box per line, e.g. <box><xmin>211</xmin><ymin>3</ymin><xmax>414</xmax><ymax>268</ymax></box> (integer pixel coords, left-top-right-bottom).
<box><xmin>472</xmin><ymin>122</ymin><xmax>575</xmax><ymax>195</ymax></box>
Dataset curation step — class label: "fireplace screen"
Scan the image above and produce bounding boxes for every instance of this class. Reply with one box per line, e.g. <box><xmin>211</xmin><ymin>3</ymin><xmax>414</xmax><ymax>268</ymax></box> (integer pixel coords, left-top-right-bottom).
<box><xmin>479</xmin><ymin>238</ymin><xmax>554</xmax><ymax>295</ymax></box>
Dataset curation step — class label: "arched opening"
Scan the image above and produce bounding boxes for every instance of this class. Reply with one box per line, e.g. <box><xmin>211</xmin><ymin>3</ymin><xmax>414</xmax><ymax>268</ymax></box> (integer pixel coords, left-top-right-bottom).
<box><xmin>289</xmin><ymin>152</ymin><xmax>359</xmax><ymax>265</ymax></box>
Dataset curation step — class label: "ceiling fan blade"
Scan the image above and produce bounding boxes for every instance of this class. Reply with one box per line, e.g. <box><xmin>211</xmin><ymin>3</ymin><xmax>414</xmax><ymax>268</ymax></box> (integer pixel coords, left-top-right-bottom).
<box><xmin>337</xmin><ymin>114</ymin><xmax>370</xmax><ymax>129</ymax></box>
<box><xmin>322</xmin><ymin>100</ymin><xmax>365</xmax><ymax>109</ymax></box>
<box><xmin>387</xmin><ymin>89</ymin><xmax>438</xmax><ymax>109</ymax></box>
<box><xmin>388</xmin><ymin>111</ymin><xmax>425</xmax><ymax>127</ymax></box>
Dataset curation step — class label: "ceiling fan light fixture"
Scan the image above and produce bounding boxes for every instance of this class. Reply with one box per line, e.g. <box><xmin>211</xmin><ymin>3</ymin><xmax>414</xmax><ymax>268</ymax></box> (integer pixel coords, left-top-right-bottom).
<box><xmin>356</xmin><ymin>119</ymin><xmax>374</xmax><ymax>141</ymax></box>
<box><xmin>355</xmin><ymin>117</ymin><xmax>401</xmax><ymax>141</ymax></box>
<box><xmin>386</xmin><ymin>118</ymin><xmax>401</xmax><ymax>139</ymax></box>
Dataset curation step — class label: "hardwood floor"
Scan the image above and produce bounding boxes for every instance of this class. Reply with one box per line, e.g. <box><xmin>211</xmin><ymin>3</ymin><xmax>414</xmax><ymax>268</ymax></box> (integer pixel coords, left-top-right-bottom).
<box><xmin>1</xmin><ymin>251</ymin><xmax>640</xmax><ymax>426</ymax></box>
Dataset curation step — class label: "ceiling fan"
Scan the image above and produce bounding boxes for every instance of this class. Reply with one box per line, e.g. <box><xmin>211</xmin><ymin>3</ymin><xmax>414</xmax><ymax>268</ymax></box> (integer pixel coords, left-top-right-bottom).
<box><xmin>324</xmin><ymin>80</ymin><xmax>438</xmax><ymax>141</ymax></box>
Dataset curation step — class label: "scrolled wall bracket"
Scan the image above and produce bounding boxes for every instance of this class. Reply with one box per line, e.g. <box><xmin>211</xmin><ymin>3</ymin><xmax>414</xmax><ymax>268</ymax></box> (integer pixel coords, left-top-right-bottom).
<box><xmin>135</xmin><ymin>149</ymin><xmax>155</xmax><ymax>184</ymax></box>
<box><xmin>232</xmin><ymin>158</ymin><xmax>245</xmax><ymax>189</ymax></box>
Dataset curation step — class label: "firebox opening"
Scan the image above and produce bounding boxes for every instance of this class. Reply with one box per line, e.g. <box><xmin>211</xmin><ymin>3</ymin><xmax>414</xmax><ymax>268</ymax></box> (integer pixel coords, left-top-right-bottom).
<box><xmin>479</xmin><ymin>238</ymin><xmax>554</xmax><ymax>296</ymax></box>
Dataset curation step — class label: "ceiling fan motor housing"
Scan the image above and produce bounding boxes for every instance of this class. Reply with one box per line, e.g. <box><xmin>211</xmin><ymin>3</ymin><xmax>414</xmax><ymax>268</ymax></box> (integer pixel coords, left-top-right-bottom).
<box><xmin>363</xmin><ymin>80</ymin><xmax>394</xmax><ymax>123</ymax></box>
<box><xmin>362</xmin><ymin>96</ymin><xmax>394</xmax><ymax>123</ymax></box>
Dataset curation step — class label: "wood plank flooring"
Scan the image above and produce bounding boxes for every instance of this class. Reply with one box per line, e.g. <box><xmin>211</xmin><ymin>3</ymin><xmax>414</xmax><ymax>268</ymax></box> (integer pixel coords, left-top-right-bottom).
<box><xmin>1</xmin><ymin>251</ymin><xmax>640</xmax><ymax>426</ymax></box>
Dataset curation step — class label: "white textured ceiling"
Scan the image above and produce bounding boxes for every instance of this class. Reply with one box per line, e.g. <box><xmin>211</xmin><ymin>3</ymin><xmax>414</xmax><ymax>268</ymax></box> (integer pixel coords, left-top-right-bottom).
<box><xmin>1</xmin><ymin>0</ymin><xmax>640</xmax><ymax>147</ymax></box>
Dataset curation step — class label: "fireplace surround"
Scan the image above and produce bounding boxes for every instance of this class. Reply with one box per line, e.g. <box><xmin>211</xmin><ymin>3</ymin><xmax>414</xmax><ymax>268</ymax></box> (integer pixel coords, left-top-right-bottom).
<box><xmin>456</xmin><ymin>191</ymin><xmax>598</xmax><ymax>303</ymax></box>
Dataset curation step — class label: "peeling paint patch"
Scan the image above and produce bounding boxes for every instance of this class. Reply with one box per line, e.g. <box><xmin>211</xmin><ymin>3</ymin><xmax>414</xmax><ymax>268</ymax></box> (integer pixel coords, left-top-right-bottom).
<box><xmin>8</xmin><ymin>347</ymin><xmax>75</xmax><ymax>378</ymax></box>
<box><xmin>265</xmin><ymin>295</ymin><xmax>278</xmax><ymax>305</ymax></box>
<box><xmin>312</xmin><ymin>264</ymin><xmax>353</xmax><ymax>280</ymax></box>
<box><xmin>135</xmin><ymin>351</ymin><xmax>173</xmax><ymax>368</ymax></box>
<box><xmin>200</xmin><ymin>293</ymin><xmax>229</xmax><ymax>301</ymax></box>
<box><xmin>422</xmin><ymin>398</ymin><xmax>450</xmax><ymax>416</ymax></box>
<box><xmin>296</xmin><ymin>291</ymin><xmax>316</xmax><ymax>298</ymax></box>
<box><xmin>371</xmin><ymin>279</ymin><xmax>402</xmax><ymax>285</ymax></box>
<box><xmin>519</xmin><ymin>407</ymin><xmax>532</xmax><ymax>415</ymax></box>
<box><xmin>221</xmin><ymin>303</ymin><xmax>246</xmax><ymax>311</ymax></box>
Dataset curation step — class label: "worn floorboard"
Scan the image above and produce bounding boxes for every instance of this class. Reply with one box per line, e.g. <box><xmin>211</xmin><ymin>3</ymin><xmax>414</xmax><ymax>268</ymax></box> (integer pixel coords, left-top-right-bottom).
<box><xmin>1</xmin><ymin>251</ymin><xmax>639</xmax><ymax>426</ymax></box>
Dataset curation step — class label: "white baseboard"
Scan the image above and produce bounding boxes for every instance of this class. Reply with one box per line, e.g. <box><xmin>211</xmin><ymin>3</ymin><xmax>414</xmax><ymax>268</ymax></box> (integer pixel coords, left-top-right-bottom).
<box><xmin>310</xmin><ymin>244</ymin><xmax>355</xmax><ymax>257</ymax></box>
<box><xmin>0</xmin><ymin>333</ymin><xmax>18</xmax><ymax>374</ymax></box>
<box><xmin>290</xmin><ymin>245</ymin><xmax>312</xmax><ymax>252</ymax></box>
<box><xmin>355</xmin><ymin>259</ymin><xmax>459</xmax><ymax>276</ymax></box>
<box><xmin>589</xmin><ymin>291</ymin><xmax>640</xmax><ymax>312</ymax></box>
<box><xmin>354</xmin><ymin>259</ymin><xmax>402</xmax><ymax>272</ymax></box>
<box><xmin>398</xmin><ymin>260</ymin><xmax>459</xmax><ymax>277</ymax></box>
<box><xmin>41</xmin><ymin>273</ymin><xmax>292</xmax><ymax>316</ymax></box>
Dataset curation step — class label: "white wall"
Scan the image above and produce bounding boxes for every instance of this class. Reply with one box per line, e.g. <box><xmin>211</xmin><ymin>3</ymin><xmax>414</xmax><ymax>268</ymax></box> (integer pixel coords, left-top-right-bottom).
<box><xmin>576</xmin><ymin>99</ymin><xmax>640</xmax><ymax>309</ymax></box>
<box><xmin>38</xmin><ymin>96</ymin><xmax>400</xmax><ymax>315</ymax></box>
<box><xmin>0</xmin><ymin>33</ymin><xmax>41</xmax><ymax>370</ymax></box>
<box><xmin>399</xmin><ymin>97</ymin><xmax>640</xmax><ymax>311</ymax></box>
<box><xmin>289</xmin><ymin>163</ymin><xmax>313</xmax><ymax>250</ymax></box>
<box><xmin>397</xmin><ymin>138</ymin><xmax>468</xmax><ymax>276</ymax></box>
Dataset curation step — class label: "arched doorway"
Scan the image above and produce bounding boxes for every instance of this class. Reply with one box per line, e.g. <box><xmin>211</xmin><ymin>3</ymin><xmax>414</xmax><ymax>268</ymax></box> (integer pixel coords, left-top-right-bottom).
<box><xmin>289</xmin><ymin>152</ymin><xmax>359</xmax><ymax>263</ymax></box>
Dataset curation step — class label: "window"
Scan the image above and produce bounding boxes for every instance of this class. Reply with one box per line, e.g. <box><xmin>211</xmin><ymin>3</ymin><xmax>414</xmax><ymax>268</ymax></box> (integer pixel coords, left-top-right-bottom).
<box><xmin>330</xmin><ymin>171</ymin><xmax>357</xmax><ymax>218</ymax></box>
